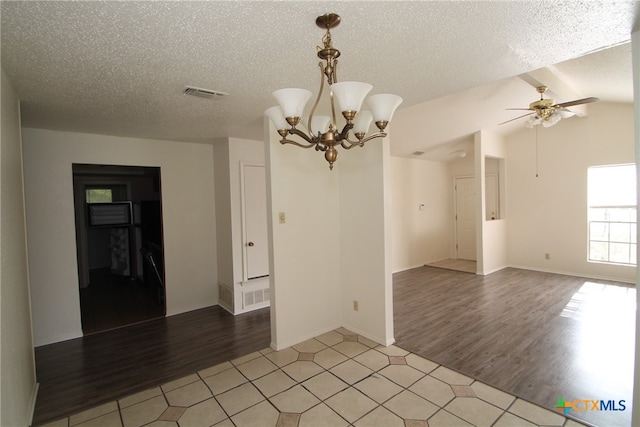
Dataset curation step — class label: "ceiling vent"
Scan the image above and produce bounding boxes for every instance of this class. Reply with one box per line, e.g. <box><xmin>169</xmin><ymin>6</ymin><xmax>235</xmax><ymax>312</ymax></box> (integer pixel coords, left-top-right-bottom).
<box><xmin>412</xmin><ymin>151</ymin><xmax>425</xmax><ymax>156</ymax></box>
<box><xmin>183</xmin><ymin>86</ymin><xmax>229</xmax><ymax>99</ymax></box>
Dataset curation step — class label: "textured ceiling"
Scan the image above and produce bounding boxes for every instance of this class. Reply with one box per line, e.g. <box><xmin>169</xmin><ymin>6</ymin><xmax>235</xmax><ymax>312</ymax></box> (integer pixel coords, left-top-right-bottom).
<box><xmin>1</xmin><ymin>1</ymin><xmax>638</xmax><ymax>158</ymax></box>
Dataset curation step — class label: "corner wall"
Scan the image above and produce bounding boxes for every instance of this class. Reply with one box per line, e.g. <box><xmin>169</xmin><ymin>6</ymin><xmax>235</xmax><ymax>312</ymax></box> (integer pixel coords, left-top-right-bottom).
<box><xmin>1</xmin><ymin>70</ymin><xmax>37</xmax><ymax>425</ymax></box>
<box><xmin>505</xmin><ymin>102</ymin><xmax>635</xmax><ymax>282</ymax></box>
<box><xmin>265</xmin><ymin>119</ymin><xmax>394</xmax><ymax>349</ymax></box>
<box><xmin>340</xmin><ymin>135</ymin><xmax>394</xmax><ymax>345</ymax></box>
<box><xmin>22</xmin><ymin>129</ymin><xmax>218</xmax><ymax>346</ymax></box>
<box><xmin>265</xmin><ymin>120</ymin><xmax>342</xmax><ymax>349</ymax></box>
<box><xmin>390</xmin><ymin>157</ymin><xmax>451</xmax><ymax>272</ymax></box>
<box><xmin>475</xmin><ymin>130</ymin><xmax>508</xmax><ymax>274</ymax></box>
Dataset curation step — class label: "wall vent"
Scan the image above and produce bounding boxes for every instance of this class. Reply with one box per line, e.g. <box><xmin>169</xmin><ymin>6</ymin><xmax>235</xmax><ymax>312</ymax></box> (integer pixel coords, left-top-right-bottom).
<box><xmin>243</xmin><ymin>288</ymin><xmax>270</xmax><ymax>308</ymax></box>
<box><xmin>183</xmin><ymin>85</ymin><xmax>229</xmax><ymax>98</ymax></box>
<box><xmin>218</xmin><ymin>284</ymin><xmax>233</xmax><ymax>307</ymax></box>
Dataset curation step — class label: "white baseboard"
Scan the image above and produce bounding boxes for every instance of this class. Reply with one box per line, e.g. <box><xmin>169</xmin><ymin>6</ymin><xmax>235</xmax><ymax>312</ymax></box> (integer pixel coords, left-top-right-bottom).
<box><xmin>340</xmin><ymin>323</ymin><xmax>395</xmax><ymax>347</ymax></box>
<box><xmin>270</xmin><ymin>323</ymin><xmax>341</xmax><ymax>351</ymax></box>
<box><xmin>507</xmin><ymin>264</ymin><xmax>636</xmax><ymax>284</ymax></box>
<box><xmin>28</xmin><ymin>382</ymin><xmax>39</xmax><ymax>426</ymax></box>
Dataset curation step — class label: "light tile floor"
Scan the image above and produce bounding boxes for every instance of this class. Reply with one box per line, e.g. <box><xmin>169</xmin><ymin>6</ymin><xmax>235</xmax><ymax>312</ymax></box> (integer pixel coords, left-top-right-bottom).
<box><xmin>42</xmin><ymin>328</ymin><xmax>586</xmax><ymax>427</ymax></box>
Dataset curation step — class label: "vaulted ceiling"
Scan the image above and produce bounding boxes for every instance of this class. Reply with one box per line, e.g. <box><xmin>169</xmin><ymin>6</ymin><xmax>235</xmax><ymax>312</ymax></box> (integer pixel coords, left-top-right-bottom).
<box><xmin>1</xmin><ymin>1</ymin><xmax>638</xmax><ymax>158</ymax></box>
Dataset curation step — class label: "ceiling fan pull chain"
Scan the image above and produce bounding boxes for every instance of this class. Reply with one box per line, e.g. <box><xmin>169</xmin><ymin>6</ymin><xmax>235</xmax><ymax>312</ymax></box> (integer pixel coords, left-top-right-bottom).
<box><xmin>535</xmin><ymin>125</ymin><xmax>539</xmax><ymax>178</ymax></box>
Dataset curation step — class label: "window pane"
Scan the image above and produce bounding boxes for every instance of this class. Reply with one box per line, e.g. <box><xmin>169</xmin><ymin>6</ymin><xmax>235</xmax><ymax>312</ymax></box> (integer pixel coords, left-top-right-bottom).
<box><xmin>610</xmin><ymin>223</ymin><xmax>632</xmax><ymax>243</ymax></box>
<box><xmin>588</xmin><ymin>164</ymin><xmax>636</xmax><ymax>206</ymax></box>
<box><xmin>587</xmin><ymin>165</ymin><xmax>637</xmax><ymax>266</ymax></box>
<box><xmin>86</xmin><ymin>189</ymin><xmax>112</xmax><ymax>203</ymax></box>
<box><xmin>589</xmin><ymin>208</ymin><xmax>608</xmax><ymax>221</ymax></box>
<box><xmin>608</xmin><ymin>208</ymin><xmax>635</xmax><ymax>222</ymax></box>
<box><xmin>610</xmin><ymin>243</ymin><xmax>631</xmax><ymax>264</ymax></box>
<box><xmin>589</xmin><ymin>241</ymin><xmax>609</xmax><ymax>262</ymax></box>
<box><xmin>589</xmin><ymin>222</ymin><xmax>609</xmax><ymax>241</ymax></box>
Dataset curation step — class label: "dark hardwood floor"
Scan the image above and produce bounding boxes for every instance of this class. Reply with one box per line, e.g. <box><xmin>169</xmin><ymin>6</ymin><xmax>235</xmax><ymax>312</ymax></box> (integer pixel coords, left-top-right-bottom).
<box><xmin>33</xmin><ymin>306</ymin><xmax>271</xmax><ymax>426</ymax></box>
<box><xmin>33</xmin><ymin>267</ymin><xmax>635</xmax><ymax>426</ymax></box>
<box><xmin>393</xmin><ymin>266</ymin><xmax>635</xmax><ymax>427</ymax></box>
<box><xmin>80</xmin><ymin>268</ymin><xmax>165</xmax><ymax>334</ymax></box>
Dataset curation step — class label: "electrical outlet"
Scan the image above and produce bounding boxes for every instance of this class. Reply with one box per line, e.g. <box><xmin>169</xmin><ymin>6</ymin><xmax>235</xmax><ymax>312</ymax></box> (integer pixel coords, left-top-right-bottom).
<box><xmin>545</xmin><ymin>253</ymin><xmax>550</xmax><ymax>260</ymax></box>
<box><xmin>279</xmin><ymin>212</ymin><xmax>286</xmax><ymax>224</ymax></box>
<box><xmin>353</xmin><ymin>300</ymin><xmax>359</xmax><ymax>311</ymax></box>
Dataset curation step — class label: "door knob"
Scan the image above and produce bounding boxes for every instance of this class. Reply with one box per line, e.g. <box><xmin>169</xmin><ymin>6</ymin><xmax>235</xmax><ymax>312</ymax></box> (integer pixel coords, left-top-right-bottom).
<box><xmin>247</xmin><ymin>242</ymin><xmax>255</xmax><ymax>247</ymax></box>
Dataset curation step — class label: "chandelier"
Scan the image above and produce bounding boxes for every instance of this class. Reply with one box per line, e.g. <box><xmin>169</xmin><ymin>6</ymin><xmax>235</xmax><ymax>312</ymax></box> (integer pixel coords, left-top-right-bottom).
<box><xmin>265</xmin><ymin>13</ymin><xmax>403</xmax><ymax>170</ymax></box>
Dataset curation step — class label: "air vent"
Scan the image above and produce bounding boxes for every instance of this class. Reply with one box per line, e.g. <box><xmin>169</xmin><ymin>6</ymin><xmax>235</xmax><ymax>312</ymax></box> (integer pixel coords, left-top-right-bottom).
<box><xmin>183</xmin><ymin>86</ymin><xmax>229</xmax><ymax>98</ymax></box>
<box><xmin>412</xmin><ymin>151</ymin><xmax>425</xmax><ymax>156</ymax></box>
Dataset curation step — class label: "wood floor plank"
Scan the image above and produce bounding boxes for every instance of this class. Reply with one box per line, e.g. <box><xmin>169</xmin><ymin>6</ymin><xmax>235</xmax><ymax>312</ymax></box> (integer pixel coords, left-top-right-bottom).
<box><xmin>393</xmin><ymin>266</ymin><xmax>635</xmax><ymax>427</ymax></box>
<box><xmin>33</xmin><ymin>267</ymin><xmax>635</xmax><ymax>426</ymax></box>
<box><xmin>33</xmin><ymin>306</ymin><xmax>270</xmax><ymax>425</ymax></box>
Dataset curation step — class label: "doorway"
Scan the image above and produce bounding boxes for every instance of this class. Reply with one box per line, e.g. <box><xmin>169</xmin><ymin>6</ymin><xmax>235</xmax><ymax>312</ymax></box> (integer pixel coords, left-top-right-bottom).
<box><xmin>72</xmin><ymin>164</ymin><xmax>165</xmax><ymax>334</ymax></box>
<box><xmin>454</xmin><ymin>176</ymin><xmax>477</xmax><ymax>260</ymax></box>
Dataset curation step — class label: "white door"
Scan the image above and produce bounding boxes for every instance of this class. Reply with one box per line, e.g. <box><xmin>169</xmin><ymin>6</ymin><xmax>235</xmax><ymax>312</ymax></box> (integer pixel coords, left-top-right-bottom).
<box><xmin>243</xmin><ymin>164</ymin><xmax>269</xmax><ymax>279</ymax></box>
<box><xmin>455</xmin><ymin>177</ymin><xmax>476</xmax><ymax>260</ymax></box>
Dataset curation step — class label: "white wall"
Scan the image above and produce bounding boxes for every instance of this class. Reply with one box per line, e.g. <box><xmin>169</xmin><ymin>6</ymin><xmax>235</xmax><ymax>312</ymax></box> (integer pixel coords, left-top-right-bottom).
<box><xmin>265</xmin><ymin>121</ymin><xmax>342</xmax><ymax>349</ymax></box>
<box><xmin>265</xmin><ymin>119</ymin><xmax>394</xmax><ymax>349</ymax></box>
<box><xmin>214</xmin><ymin>137</ymin><xmax>267</xmax><ymax>313</ymax></box>
<box><xmin>1</xmin><ymin>70</ymin><xmax>37</xmax><ymax>425</ymax></box>
<box><xmin>213</xmin><ymin>139</ymin><xmax>233</xmax><ymax>310</ymax></box>
<box><xmin>340</xmin><ymin>136</ymin><xmax>394</xmax><ymax>345</ymax></box>
<box><xmin>22</xmin><ymin>128</ymin><xmax>218</xmax><ymax>346</ymax></box>
<box><xmin>390</xmin><ymin>157</ymin><xmax>450</xmax><ymax>272</ymax></box>
<box><xmin>506</xmin><ymin>102</ymin><xmax>635</xmax><ymax>282</ymax></box>
<box><xmin>475</xmin><ymin>130</ymin><xmax>508</xmax><ymax>274</ymax></box>
<box><xmin>630</xmin><ymin>28</ymin><xmax>639</xmax><ymax>427</ymax></box>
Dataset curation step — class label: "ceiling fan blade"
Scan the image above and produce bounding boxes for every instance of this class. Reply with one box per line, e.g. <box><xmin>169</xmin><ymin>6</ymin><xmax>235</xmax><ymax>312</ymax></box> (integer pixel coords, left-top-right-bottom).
<box><xmin>505</xmin><ymin>108</ymin><xmax>533</xmax><ymax>111</ymax></box>
<box><xmin>498</xmin><ymin>112</ymin><xmax>534</xmax><ymax>126</ymax></box>
<box><xmin>555</xmin><ymin>97</ymin><xmax>599</xmax><ymax>108</ymax></box>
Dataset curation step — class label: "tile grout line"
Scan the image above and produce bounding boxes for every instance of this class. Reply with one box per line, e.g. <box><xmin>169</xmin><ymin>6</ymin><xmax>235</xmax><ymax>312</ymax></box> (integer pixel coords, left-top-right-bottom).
<box><xmin>47</xmin><ymin>331</ymin><xmax>584</xmax><ymax>427</ymax></box>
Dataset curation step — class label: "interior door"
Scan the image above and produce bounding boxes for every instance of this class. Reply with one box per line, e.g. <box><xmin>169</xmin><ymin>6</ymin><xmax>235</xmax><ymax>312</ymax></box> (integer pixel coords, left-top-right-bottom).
<box><xmin>455</xmin><ymin>176</ymin><xmax>476</xmax><ymax>260</ymax></box>
<box><xmin>243</xmin><ymin>164</ymin><xmax>269</xmax><ymax>279</ymax></box>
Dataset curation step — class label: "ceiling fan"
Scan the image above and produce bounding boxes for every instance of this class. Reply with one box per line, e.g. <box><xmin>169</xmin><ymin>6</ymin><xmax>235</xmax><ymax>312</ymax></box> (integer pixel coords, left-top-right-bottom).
<box><xmin>501</xmin><ymin>86</ymin><xmax>599</xmax><ymax>128</ymax></box>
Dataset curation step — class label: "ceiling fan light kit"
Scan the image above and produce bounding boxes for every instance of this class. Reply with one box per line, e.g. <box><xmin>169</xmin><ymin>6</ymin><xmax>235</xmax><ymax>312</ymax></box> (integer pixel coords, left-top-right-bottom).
<box><xmin>265</xmin><ymin>13</ymin><xmax>403</xmax><ymax>170</ymax></box>
<box><xmin>504</xmin><ymin>85</ymin><xmax>598</xmax><ymax>128</ymax></box>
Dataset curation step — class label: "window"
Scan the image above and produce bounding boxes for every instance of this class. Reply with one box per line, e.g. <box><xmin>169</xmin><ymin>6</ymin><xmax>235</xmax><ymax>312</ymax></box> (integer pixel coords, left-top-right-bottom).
<box><xmin>587</xmin><ymin>164</ymin><xmax>636</xmax><ymax>266</ymax></box>
<box><xmin>86</xmin><ymin>188</ymin><xmax>113</xmax><ymax>203</ymax></box>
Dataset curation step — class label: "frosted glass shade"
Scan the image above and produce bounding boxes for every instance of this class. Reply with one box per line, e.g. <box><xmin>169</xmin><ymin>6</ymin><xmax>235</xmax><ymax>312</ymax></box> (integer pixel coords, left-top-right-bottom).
<box><xmin>264</xmin><ymin>106</ymin><xmax>289</xmax><ymax>130</ymax></box>
<box><xmin>353</xmin><ymin>110</ymin><xmax>373</xmax><ymax>134</ymax></box>
<box><xmin>367</xmin><ymin>94</ymin><xmax>403</xmax><ymax>122</ymax></box>
<box><xmin>307</xmin><ymin>115</ymin><xmax>331</xmax><ymax>135</ymax></box>
<box><xmin>331</xmin><ymin>81</ymin><xmax>372</xmax><ymax>113</ymax></box>
<box><xmin>542</xmin><ymin>112</ymin><xmax>561</xmax><ymax>127</ymax></box>
<box><xmin>272</xmin><ymin>88</ymin><xmax>312</xmax><ymax>118</ymax></box>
